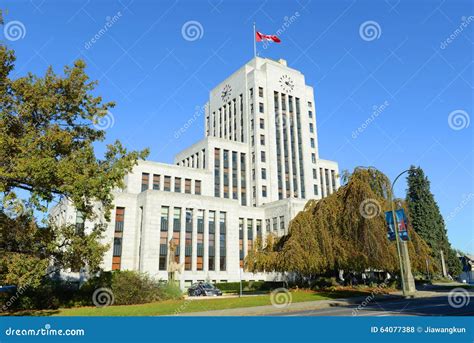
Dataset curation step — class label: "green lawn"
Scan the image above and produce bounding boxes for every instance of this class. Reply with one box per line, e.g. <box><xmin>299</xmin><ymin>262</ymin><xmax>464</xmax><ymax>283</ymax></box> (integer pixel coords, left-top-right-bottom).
<box><xmin>10</xmin><ymin>290</ymin><xmax>367</xmax><ymax>317</ymax></box>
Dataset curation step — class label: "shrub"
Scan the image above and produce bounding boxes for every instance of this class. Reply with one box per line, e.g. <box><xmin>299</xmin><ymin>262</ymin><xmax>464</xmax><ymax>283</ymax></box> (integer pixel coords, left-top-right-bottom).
<box><xmin>214</xmin><ymin>281</ymin><xmax>285</xmax><ymax>293</ymax></box>
<box><xmin>310</xmin><ymin>277</ymin><xmax>339</xmax><ymax>290</ymax></box>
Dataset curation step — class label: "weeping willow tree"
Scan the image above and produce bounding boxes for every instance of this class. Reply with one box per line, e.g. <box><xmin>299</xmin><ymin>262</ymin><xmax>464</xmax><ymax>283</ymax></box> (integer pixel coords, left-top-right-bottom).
<box><xmin>245</xmin><ymin>167</ymin><xmax>435</xmax><ymax>279</ymax></box>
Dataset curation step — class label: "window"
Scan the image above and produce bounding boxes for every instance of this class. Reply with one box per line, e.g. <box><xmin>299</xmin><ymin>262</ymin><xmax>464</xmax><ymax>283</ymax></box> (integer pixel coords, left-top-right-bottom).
<box><xmin>195</xmin><ymin>180</ymin><xmax>201</xmax><ymax>195</ymax></box>
<box><xmin>173</xmin><ymin>208</ymin><xmax>181</xmax><ymax>232</ymax></box>
<box><xmin>112</xmin><ymin>207</ymin><xmax>125</xmax><ymax>271</ymax></box>
<box><xmin>75</xmin><ymin>211</ymin><xmax>85</xmax><ymax>235</ymax></box>
<box><xmin>258</xmin><ymin>87</ymin><xmax>263</xmax><ymax>97</ymax></box>
<box><xmin>164</xmin><ymin>176</ymin><xmax>171</xmax><ymax>191</ymax></box>
<box><xmin>314</xmin><ymin>184</ymin><xmax>319</xmax><ymax>195</ymax></box>
<box><xmin>261</xmin><ymin>168</ymin><xmax>267</xmax><ymax>179</ymax></box>
<box><xmin>141</xmin><ymin>173</ymin><xmax>149</xmax><ymax>192</ymax></box>
<box><xmin>265</xmin><ymin>219</ymin><xmax>270</xmax><ymax>232</ymax></box>
<box><xmin>247</xmin><ymin>219</ymin><xmax>253</xmax><ymax>253</ymax></box>
<box><xmin>185</xmin><ymin>179</ymin><xmax>191</xmax><ymax>194</ymax></box>
<box><xmin>309</xmin><ymin>123</ymin><xmax>314</xmax><ymax>133</ymax></box>
<box><xmin>309</xmin><ymin>110</ymin><xmax>313</xmax><ymax>118</ymax></box>
<box><xmin>308</xmin><ymin>101</ymin><xmax>312</xmax><ymax>108</ymax></box>
<box><xmin>261</xmin><ymin>151</ymin><xmax>266</xmax><ymax>162</ymax></box>
<box><xmin>113</xmin><ymin>238</ymin><xmax>122</xmax><ymax>257</ymax></box>
<box><xmin>313</xmin><ymin>168</ymin><xmax>317</xmax><ymax>179</ymax></box>
<box><xmin>197</xmin><ymin>210</ymin><xmax>204</xmax><ymax>271</ymax></box>
<box><xmin>279</xmin><ymin>216</ymin><xmax>285</xmax><ymax>231</ymax></box>
<box><xmin>174</xmin><ymin>177</ymin><xmax>181</xmax><ymax>193</ymax></box>
<box><xmin>220</xmin><ymin>212</ymin><xmax>227</xmax><ymax>271</ymax></box>
<box><xmin>312</xmin><ymin>153</ymin><xmax>316</xmax><ymax>163</ymax></box>
<box><xmin>311</xmin><ymin>138</ymin><xmax>315</xmax><ymax>148</ymax></box>
<box><xmin>262</xmin><ymin>185</ymin><xmax>267</xmax><ymax>197</ymax></box>
<box><xmin>272</xmin><ymin>218</ymin><xmax>277</xmax><ymax>231</ymax></box>
<box><xmin>259</xmin><ymin>118</ymin><xmax>264</xmax><ymax>129</ymax></box>
<box><xmin>249</xmin><ymin>88</ymin><xmax>253</xmax><ymax>98</ymax></box>
<box><xmin>239</xmin><ymin>219</ymin><xmax>244</xmax><ymax>267</ymax></box>
<box><xmin>259</xmin><ymin>102</ymin><xmax>264</xmax><ymax>113</ymax></box>
<box><xmin>185</xmin><ymin>209</ymin><xmax>192</xmax><ymax>271</ymax></box>
<box><xmin>209</xmin><ymin>211</ymin><xmax>216</xmax><ymax>271</ymax></box>
<box><xmin>161</xmin><ymin>207</ymin><xmax>169</xmax><ymax>231</ymax></box>
<box><xmin>260</xmin><ymin>135</ymin><xmax>265</xmax><ymax>145</ymax></box>
<box><xmin>214</xmin><ymin>148</ymin><xmax>220</xmax><ymax>197</ymax></box>
<box><xmin>153</xmin><ymin>174</ymin><xmax>160</xmax><ymax>190</ymax></box>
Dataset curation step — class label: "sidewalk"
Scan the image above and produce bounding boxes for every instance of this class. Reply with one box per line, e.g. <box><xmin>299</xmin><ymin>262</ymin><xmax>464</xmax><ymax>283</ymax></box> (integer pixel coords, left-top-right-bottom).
<box><xmin>175</xmin><ymin>291</ymin><xmax>446</xmax><ymax>316</ymax></box>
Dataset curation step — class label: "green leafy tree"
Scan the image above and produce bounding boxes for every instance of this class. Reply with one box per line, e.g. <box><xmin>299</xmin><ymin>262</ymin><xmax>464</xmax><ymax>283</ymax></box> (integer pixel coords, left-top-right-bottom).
<box><xmin>0</xmin><ymin>30</ymin><xmax>148</xmax><ymax>287</ymax></box>
<box><xmin>406</xmin><ymin>166</ymin><xmax>462</xmax><ymax>277</ymax></box>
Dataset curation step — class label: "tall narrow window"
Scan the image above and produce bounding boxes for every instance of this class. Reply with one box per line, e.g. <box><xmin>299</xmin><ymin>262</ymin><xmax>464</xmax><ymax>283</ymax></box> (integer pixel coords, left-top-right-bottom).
<box><xmin>239</xmin><ymin>218</ymin><xmax>244</xmax><ymax>268</ymax></box>
<box><xmin>232</xmin><ymin>152</ymin><xmax>238</xmax><ymax>200</ymax></box>
<box><xmin>258</xmin><ymin>87</ymin><xmax>264</xmax><ymax>97</ymax></box>
<box><xmin>208</xmin><ymin>211</ymin><xmax>216</xmax><ymax>271</ymax></box>
<box><xmin>259</xmin><ymin>102</ymin><xmax>264</xmax><ymax>113</ymax></box>
<box><xmin>159</xmin><ymin>206</ymin><xmax>169</xmax><ymax>271</ymax></box>
<box><xmin>214</xmin><ymin>148</ymin><xmax>220</xmax><ymax>197</ymax></box>
<box><xmin>75</xmin><ymin>211</ymin><xmax>85</xmax><ymax>235</ymax></box>
<box><xmin>173</xmin><ymin>208</ymin><xmax>181</xmax><ymax>263</ymax></box>
<box><xmin>185</xmin><ymin>179</ymin><xmax>191</xmax><ymax>194</ymax></box>
<box><xmin>185</xmin><ymin>209</ymin><xmax>193</xmax><ymax>271</ymax></box>
<box><xmin>174</xmin><ymin>177</ymin><xmax>181</xmax><ymax>193</ymax></box>
<box><xmin>247</xmin><ymin>219</ymin><xmax>253</xmax><ymax>255</ymax></box>
<box><xmin>223</xmin><ymin>150</ymin><xmax>229</xmax><ymax>198</ymax></box>
<box><xmin>195</xmin><ymin>180</ymin><xmax>201</xmax><ymax>195</ymax></box>
<box><xmin>219</xmin><ymin>212</ymin><xmax>226</xmax><ymax>271</ymax></box>
<box><xmin>112</xmin><ymin>207</ymin><xmax>125</xmax><ymax>270</ymax></box>
<box><xmin>240</xmin><ymin>153</ymin><xmax>247</xmax><ymax>206</ymax></box>
<box><xmin>141</xmin><ymin>173</ymin><xmax>149</xmax><ymax>192</ymax></box>
<box><xmin>164</xmin><ymin>176</ymin><xmax>171</xmax><ymax>191</ymax></box>
<box><xmin>153</xmin><ymin>174</ymin><xmax>160</xmax><ymax>190</ymax></box>
<box><xmin>197</xmin><ymin>210</ymin><xmax>204</xmax><ymax>271</ymax></box>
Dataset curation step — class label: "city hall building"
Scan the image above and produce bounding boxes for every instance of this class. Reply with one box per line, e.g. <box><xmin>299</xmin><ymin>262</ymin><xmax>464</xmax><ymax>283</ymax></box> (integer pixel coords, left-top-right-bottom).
<box><xmin>52</xmin><ymin>57</ymin><xmax>340</xmax><ymax>289</ymax></box>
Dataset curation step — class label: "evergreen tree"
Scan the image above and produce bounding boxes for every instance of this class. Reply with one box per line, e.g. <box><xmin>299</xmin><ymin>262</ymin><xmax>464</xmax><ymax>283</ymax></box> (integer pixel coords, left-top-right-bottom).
<box><xmin>406</xmin><ymin>166</ymin><xmax>462</xmax><ymax>277</ymax></box>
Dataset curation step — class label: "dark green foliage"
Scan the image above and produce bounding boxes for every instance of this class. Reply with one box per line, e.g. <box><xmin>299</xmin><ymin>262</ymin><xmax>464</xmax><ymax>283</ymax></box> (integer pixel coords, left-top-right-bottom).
<box><xmin>213</xmin><ymin>281</ymin><xmax>286</xmax><ymax>293</ymax></box>
<box><xmin>406</xmin><ymin>166</ymin><xmax>462</xmax><ymax>277</ymax></box>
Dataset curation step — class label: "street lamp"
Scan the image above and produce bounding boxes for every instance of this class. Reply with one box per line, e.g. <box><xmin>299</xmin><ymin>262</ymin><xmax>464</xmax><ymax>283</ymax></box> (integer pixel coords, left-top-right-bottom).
<box><xmin>390</xmin><ymin>169</ymin><xmax>410</xmax><ymax>297</ymax></box>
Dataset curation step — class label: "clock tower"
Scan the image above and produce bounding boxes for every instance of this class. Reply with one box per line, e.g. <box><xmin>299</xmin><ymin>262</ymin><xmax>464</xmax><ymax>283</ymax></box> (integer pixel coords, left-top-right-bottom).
<box><xmin>203</xmin><ymin>56</ymin><xmax>338</xmax><ymax>207</ymax></box>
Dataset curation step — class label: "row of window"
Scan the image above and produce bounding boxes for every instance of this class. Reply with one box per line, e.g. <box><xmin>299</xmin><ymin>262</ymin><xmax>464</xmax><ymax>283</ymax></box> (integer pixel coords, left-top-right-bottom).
<box><xmin>214</xmin><ymin>149</ymin><xmax>247</xmax><ymax>206</ymax></box>
<box><xmin>159</xmin><ymin>207</ymin><xmax>227</xmax><ymax>272</ymax></box>
<box><xmin>274</xmin><ymin>91</ymin><xmax>306</xmax><ymax>199</ymax></box>
<box><xmin>178</xmin><ymin>149</ymin><xmax>206</xmax><ymax>169</ymax></box>
<box><xmin>207</xmin><ymin>94</ymin><xmax>244</xmax><ymax>142</ymax></box>
<box><xmin>141</xmin><ymin>173</ymin><xmax>201</xmax><ymax>195</ymax></box>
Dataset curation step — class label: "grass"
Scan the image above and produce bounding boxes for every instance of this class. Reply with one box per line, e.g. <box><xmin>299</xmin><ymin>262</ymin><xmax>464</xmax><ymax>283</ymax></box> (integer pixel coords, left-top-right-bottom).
<box><xmin>6</xmin><ymin>289</ymin><xmax>370</xmax><ymax>317</ymax></box>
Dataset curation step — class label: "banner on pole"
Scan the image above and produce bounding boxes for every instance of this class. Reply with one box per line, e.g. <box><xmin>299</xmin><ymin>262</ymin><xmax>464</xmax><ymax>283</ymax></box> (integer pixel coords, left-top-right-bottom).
<box><xmin>385</xmin><ymin>209</ymin><xmax>409</xmax><ymax>241</ymax></box>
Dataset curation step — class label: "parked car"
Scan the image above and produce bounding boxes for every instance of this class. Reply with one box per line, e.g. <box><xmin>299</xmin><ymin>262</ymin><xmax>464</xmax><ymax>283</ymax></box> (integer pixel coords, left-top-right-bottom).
<box><xmin>187</xmin><ymin>282</ymin><xmax>222</xmax><ymax>297</ymax></box>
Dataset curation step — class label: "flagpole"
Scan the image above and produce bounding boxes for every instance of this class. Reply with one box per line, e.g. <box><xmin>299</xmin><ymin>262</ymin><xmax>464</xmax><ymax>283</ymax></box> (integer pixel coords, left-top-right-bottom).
<box><xmin>253</xmin><ymin>22</ymin><xmax>257</xmax><ymax>58</ymax></box>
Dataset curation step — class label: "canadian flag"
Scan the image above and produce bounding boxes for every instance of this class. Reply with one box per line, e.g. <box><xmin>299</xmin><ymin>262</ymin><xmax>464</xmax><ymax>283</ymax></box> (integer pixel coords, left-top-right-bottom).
<box><xmin>255</xmin><ymin>31</ymin><xmax>281</xmax><ymax>43</ymax></box>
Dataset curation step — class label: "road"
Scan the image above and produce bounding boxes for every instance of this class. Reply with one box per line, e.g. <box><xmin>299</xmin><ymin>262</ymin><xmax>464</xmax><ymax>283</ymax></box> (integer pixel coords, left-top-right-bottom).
<box><xmin>270</xmin><ymin>293</ymin><xmax>474</xmax><ymax>316</ymax></box>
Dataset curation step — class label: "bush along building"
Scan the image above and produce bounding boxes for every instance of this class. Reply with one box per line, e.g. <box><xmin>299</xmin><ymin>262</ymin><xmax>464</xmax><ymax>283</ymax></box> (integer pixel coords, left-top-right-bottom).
<box><xmin>52</xmin><ymin>57</ymin><xmax>339</xmax><ymax>289</ymax></box>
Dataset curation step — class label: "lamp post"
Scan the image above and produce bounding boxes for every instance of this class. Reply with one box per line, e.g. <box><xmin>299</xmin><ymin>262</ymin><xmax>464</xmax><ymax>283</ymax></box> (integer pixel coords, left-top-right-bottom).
<box><xmin>390</xmin><ymin>169</ymin><xmax>410</xmax><ymax>297</ymax></box>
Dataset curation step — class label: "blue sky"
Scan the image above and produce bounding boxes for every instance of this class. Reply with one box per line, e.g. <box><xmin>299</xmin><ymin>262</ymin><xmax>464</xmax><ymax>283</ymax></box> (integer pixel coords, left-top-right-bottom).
<box><xmin>3</xmin><ymin>0</ymin><xmax>473</xmax><ymax>253</ymax></box>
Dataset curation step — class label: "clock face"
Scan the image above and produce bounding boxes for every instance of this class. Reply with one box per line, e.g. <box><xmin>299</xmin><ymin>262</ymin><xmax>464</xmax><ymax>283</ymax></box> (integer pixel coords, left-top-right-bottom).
<box><xmin>279</xmin><ymin>74</ymin><xmax>294</xmax><ymax>93</ymax></box>
<box><xmin>221</xmin><ymin>84</ymin><xmax>232</xmax><ymax>102</ymax></box>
